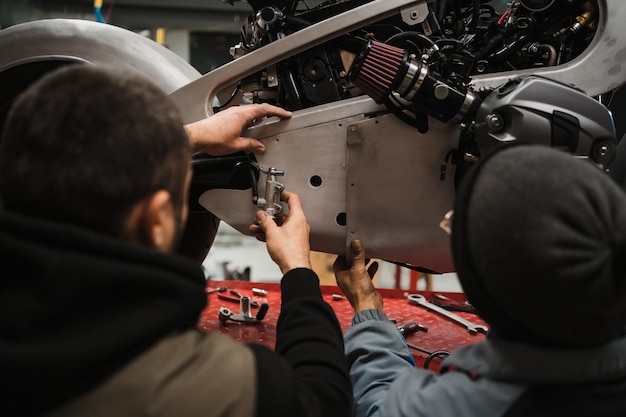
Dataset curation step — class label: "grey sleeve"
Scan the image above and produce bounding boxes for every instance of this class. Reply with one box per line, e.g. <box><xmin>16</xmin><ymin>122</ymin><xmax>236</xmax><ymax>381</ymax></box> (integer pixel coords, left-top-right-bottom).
<box><xmin>343</xmin><ymin>309</ymin><xmax>417</xmax><ymax>416</ymax></box>
<box><xmin>377</xmin><ymin>369</ymin><xmax>526</xmax><ymax>417</ymax></box>
<box><xmin>344</xmin><ymin>310</ymin><xmax>526</xmax><ymax>417</ymax></box>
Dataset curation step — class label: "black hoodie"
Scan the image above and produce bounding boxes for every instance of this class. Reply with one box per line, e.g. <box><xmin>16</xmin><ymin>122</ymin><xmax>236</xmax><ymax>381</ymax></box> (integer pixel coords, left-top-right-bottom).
<box><xmin>0</xmin><ymin>209</ymin><xmax>351</xmax><ymax>417</ymax></box>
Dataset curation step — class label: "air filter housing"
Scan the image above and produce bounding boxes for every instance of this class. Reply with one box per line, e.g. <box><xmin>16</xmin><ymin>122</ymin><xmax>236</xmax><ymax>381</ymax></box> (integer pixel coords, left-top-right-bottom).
<box><xmin>348</xmin><ymin>40</ymin><xmax>481</xmax><ymax>124</ymax></box>
<box><xmin>348</xmin><ymin>41</ymin><xmax>406</xmax><ymax>103</ymax></box>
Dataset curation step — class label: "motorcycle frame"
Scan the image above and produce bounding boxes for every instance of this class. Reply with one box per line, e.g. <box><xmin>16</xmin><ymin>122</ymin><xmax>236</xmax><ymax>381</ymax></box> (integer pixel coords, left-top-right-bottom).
<box><xmin>0</xmin><ymin>0</ymin><xmax>624</xmax><ymax>272</ymax></box>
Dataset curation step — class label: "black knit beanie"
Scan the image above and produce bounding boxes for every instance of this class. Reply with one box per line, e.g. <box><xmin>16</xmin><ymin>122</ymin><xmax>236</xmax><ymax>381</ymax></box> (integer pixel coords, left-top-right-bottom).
<box><xmin>451</xmin><ymin>145</ymin><xmax>626</xmax><ymax>347</ymax></box>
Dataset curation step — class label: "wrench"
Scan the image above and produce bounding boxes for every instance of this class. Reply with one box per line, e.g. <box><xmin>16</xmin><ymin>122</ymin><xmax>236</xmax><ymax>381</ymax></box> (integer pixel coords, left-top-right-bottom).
<box><xmin>407</xmin><ymin>294</ymin><xmax>488</xmax><ymax>334</ymax></box>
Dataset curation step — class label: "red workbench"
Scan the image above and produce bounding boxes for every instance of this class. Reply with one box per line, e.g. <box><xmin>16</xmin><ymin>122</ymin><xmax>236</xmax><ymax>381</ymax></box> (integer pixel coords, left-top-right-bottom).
<box><xmin>198</xmin><ymin>280</ymin><xmax>488</xmax><ymax>370</ymax></box>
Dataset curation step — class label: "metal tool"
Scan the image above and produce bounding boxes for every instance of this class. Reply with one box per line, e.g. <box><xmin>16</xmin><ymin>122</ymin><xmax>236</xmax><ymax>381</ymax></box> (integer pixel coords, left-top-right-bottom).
<box><xmin>205</xmin><ymin>286</ymin><xmax>228</xmax><ymax>294</ymax></box>
<box><xmin>397</xmin><ymin>322</ymin><xmax>428</xmax><ymax>335</ymax></box>
<box><xmin>430</xmin><ymin>293</ymin><xmax>477</xmax><ymax>314</ymax></box>
<box><xmin>251</xmin><ymin>161</ymin><xmax>284</xmax><ymax>219</ymax></box>
<box><xmin>252</xmin><ymin>287</ymin><xmax>268</xmax><ymax>296</ymax></box>
<box><xmin>229</xmin><ymin>289</ymin><xmax>261</xmax><ymax>306</ymax></box>
<box><xmin>407</xmin><ymin>294</ymin><xmax>488</xmax><ymax>334</ymax></box>
<box><xmin>218</xmin><ymin>291</ymin><xmax>260</xmax><ymax>308</ymax></box>
<box><xmin>229</xmin><ymin>289</ymin><xmax>245</xmax><ymax>298</ymax></box>
<box><xmin>218</xmin><ymin>296</ymin><xmax>269</xmax><ymax>325</ymax></box>
<box><xmin>406</xmin><ymin>342</ymin><xmax>450</xmax><ymax>369</ymax></box>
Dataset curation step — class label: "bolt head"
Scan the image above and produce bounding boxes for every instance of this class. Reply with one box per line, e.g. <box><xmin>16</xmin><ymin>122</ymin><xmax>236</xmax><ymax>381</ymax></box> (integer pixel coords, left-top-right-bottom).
<box><xmin>485</xmin><ymin>113</ymin><xmax>504</xmax><ymax>132</ymax></box>
<box><xmin>434</xmin><ymin>84</ymin><xmax>449</xmax><ymax>100</ymax></box>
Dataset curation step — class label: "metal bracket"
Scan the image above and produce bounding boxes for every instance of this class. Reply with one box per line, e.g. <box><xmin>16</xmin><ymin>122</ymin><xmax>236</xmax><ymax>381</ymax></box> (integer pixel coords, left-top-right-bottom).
<box><xmin>400</xmin><ymin>2</ymin><xmax>429</xmax><ymax>26</ymax></box>
<box><xmin>218</xmin><ymin>296</ymin><xmax>269</xmax><ymax>325</ymax></box>
<box><xmin>251</xmin><ymin>161</ymin><xmax>285</xmax><ymax>219</ymax></box>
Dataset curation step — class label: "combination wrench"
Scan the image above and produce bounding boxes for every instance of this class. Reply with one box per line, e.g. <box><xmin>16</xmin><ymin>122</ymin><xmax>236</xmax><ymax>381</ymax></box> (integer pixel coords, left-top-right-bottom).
<box><xmin>407</xmin><ymin>294</ymin><xmax>489</xmax><ymax>334</ymax></box>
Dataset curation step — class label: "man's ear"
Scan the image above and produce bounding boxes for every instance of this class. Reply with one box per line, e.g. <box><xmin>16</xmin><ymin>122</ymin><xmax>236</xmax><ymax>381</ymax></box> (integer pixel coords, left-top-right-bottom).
<box><xmin>136</xmin><ymin>190</ymin><xmax>176</xmax><ymax>252</ymax></box>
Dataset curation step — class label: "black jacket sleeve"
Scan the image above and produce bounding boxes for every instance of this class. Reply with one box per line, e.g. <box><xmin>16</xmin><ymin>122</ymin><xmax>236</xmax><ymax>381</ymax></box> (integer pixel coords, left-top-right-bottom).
<box><xmin>248</xmin><ymin>268</ymin><xmax>352</xmax><ymax>417</ymax></box>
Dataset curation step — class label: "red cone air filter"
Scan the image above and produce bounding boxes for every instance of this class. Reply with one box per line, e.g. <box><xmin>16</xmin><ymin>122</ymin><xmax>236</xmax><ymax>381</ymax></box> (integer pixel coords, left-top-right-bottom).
<box><xmin>349</xmin><ymin>41</ymin><xmax>406</xmax><ymax>103</ymax></box>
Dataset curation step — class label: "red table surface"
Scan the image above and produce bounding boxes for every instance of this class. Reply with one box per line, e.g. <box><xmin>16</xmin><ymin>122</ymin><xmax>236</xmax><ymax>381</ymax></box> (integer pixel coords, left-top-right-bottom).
<box><xmin>198</xmin><ymin>280</ymin><xmax>488</xmax><ymax>370</ymax></box>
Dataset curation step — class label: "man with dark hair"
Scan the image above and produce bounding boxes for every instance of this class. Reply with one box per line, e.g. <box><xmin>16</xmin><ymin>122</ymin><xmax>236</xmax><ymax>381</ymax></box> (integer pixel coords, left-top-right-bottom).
<box><xmin>0</xmin><ymin>65</ymin><xmax>351</xmax><ymax>417</ymax></box>
<box><xmin>334</xmin><ymin>145</ymin><xmax>626</xmax><ymax>417</ymax></box>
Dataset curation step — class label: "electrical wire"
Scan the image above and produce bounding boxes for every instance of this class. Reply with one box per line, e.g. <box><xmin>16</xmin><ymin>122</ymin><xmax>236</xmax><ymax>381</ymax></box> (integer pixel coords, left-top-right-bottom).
<box><xmin>407</xmin><ymin>342</ymin><xmax>450</xmax><ymax>370</ymax></box>
<box><xmin>423</xmin><ymin>350</ymin><xmax>451</xmax><ymax>369</ymax></box>
<box><xmin>94</xmin><ymin>0</ymin><xmax>106</xmax><ymax>23</ymax></box>
<box><xmin>105</xmin><ymin>0</ymin><xmax>116</xmax><ymax>23</ymax></box>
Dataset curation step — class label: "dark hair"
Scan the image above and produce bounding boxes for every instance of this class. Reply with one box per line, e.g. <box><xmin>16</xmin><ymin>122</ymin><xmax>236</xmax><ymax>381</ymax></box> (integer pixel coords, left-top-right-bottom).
<box><xmin>0</xmin><ymin>64</ymin><xmax>191</xmax><ymax>238</ymax></box>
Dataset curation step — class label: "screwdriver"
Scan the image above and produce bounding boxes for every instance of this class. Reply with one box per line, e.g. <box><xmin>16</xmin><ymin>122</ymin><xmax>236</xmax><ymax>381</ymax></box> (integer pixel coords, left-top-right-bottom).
<box><xmin>206</xmin><ymin>286</ymin><xmax>228</xmax><ymax>294</ymax></box>
<box><xmin>398</xmin><ymin>322</ymin><xmax>428</xmax><ymax>335</ymax></box>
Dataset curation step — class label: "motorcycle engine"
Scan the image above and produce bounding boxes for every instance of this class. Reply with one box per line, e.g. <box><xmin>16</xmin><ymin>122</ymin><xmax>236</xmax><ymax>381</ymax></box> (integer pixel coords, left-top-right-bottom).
<box><xmin>224</xmin><ymin>0</ymin><xmax>599</xmax><ymax>114</ymax></box>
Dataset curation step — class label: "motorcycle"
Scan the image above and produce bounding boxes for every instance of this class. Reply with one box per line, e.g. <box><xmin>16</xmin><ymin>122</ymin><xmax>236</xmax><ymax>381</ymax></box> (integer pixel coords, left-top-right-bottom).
<box><xmin>0</xmin><ymin>0</ymin><xmax>624</xmax><ymax>273</ymax></box>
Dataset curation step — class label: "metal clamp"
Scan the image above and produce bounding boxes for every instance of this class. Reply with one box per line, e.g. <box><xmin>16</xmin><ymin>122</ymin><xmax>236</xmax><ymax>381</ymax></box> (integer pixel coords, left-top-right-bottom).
<box><xmin>251</xmin><ymin>161</ymin><xmax>284</xmax><ymax>219</ymax></box>
<box><xmin>218</xmin><ymin>296</ymin><xmax>269</xmax><ymax>325</ymax></box>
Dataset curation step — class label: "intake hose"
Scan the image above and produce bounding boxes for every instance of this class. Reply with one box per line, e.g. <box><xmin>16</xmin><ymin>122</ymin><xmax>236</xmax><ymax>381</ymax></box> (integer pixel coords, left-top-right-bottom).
<box><xmin>348</xmin><ymin>40</ymin><xmax>481</xmax><ymax>123</ymax></box>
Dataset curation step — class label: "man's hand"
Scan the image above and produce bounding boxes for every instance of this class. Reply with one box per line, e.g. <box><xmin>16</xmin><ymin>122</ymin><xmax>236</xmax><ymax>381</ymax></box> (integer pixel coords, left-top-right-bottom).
<box><xmin>334</xmin><ymin>240</ymin><xmax>383</xmax><ymax>312</ymax></box>
<box><xmin>248</xmin><ymin>191</ymin><xmax>311</xmax><ymax>275</ymax></box>
<box><xmin>185</xmin><ymin>103</ymin><xmax>292</xmax><ymax>156</ymax></box>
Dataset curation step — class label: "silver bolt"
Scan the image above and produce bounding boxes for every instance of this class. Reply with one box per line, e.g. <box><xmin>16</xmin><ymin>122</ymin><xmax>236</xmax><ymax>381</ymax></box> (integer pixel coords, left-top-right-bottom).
<box><xmin>434</xmin><ymin>84</ymin><xmax>449</xmax><ymax>100</ymax></box>
<box><xmin>485</xmin><ymin>113</ymin><xmax>505</xmax><ymax>132</ymax></box>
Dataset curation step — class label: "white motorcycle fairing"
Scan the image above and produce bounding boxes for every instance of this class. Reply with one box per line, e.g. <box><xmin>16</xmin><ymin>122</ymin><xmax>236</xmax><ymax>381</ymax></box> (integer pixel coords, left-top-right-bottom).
<box><xmin>0</xmin><ymin>0</ymin><xmax>624</xmax><ymax>273</ymax></box>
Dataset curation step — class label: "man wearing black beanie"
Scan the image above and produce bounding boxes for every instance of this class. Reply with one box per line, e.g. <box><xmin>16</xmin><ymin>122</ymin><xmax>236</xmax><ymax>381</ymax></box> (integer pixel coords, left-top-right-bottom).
<box><xmin>334</xmin><ymin>144</ymin><xmax>626</xmax><ymax>417</ymax></box>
